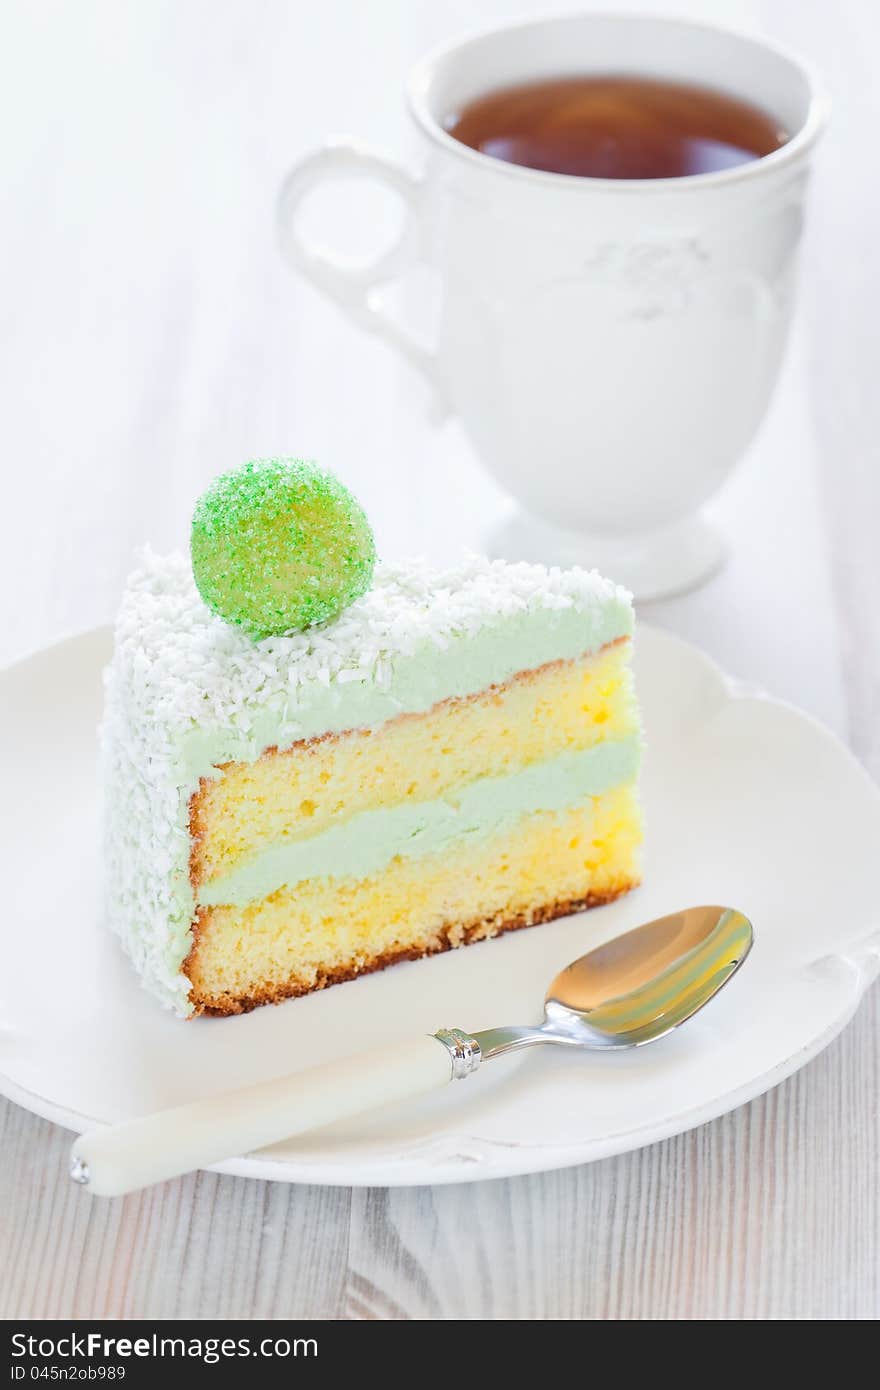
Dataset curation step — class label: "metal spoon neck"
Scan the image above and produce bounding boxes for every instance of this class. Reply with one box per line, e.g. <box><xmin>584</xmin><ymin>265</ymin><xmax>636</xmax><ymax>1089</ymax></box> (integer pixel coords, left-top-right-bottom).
<box><xmin>471</xmin><ymin>1023</ymin><xmax>577</xmax><ymax>1060</ymax></box>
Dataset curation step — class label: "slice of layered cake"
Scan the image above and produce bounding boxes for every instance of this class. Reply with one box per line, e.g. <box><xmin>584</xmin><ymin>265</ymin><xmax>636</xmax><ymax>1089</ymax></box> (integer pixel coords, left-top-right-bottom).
<box><xmin>102</xmin><ymin>462</ymin><xmax>642</xmax><ymax>1016</ymax></box>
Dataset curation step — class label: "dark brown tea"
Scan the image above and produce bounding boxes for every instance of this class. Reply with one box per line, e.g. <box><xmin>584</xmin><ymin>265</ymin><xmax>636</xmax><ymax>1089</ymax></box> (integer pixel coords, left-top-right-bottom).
<box><xmin>445</xmin><ymin>75</ymin><xmax>788</xmax><ymax>179</ymax></box>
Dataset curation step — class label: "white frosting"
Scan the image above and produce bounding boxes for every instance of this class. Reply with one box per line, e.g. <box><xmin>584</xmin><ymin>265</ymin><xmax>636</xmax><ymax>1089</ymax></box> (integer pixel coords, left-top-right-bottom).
<box><xmin>101</xmin><ymin>548</ymin><xmax>633</xmax><ymax>1016</ymax></box>
<box><xmin>109</xmin><ymin>549</ymin><xmax>631</xmax><ymax>729</ymax></box>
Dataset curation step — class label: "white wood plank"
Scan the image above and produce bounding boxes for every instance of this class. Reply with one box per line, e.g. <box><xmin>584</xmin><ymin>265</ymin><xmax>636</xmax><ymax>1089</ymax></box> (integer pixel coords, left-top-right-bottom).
<box><xmin>0</xmin><ymin>1106</ymin><xmax>352</xmax><ymax>1319</ymax></box>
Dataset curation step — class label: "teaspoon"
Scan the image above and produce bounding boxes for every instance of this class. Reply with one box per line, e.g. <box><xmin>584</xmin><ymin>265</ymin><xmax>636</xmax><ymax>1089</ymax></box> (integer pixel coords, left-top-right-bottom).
<box><xmin>70</xmin><ymin>904</ymin><xmax>752</xmax><ymax>1196</ymax></box>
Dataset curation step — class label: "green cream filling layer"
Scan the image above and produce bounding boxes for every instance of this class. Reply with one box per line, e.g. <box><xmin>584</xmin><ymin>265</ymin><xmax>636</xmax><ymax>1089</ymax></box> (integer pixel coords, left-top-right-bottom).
<box><xmin>178</xmin><ymin>602</ymin><xmax>633</xmax><ymax>784</ymax></box>
<box><xmin>198</xmin><ymin>736</ymin><xmax>641</xmax><ymax>909</ymax></box>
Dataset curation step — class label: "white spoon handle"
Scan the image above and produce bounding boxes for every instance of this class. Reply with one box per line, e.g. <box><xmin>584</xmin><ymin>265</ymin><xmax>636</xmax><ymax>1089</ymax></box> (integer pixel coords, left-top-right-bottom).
<box><xmin>70</xmin><ymin>1034</ymin><xmax>457</xmax><ymax>1197</ymax></box>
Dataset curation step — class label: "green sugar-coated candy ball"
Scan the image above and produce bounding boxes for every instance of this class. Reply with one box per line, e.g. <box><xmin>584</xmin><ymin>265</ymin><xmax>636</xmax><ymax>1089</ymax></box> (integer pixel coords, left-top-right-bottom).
<box><xmin>191</xmin><ymin>458</ymin><xmax>376</xmax><ymax>638</ymax></box>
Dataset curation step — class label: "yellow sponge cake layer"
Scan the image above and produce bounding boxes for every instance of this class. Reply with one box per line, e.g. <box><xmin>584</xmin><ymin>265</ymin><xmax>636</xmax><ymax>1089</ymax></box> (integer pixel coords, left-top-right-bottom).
<box><xmin>186</xmin><ymin>786</ymin><xmax>642</xmax><ymax>1015</ymax></box>
<box><xmin>191</xmin><ymin>640</ymin><xmax>636</xmax><ymax>887</ymax></box>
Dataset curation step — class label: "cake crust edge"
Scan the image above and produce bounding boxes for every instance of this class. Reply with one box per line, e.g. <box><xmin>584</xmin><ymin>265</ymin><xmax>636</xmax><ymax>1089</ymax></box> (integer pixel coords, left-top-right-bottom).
<box><xmin>185</xmin><ymin>879</ymin><xmax>641</xmax><ymax>1017</ymax></box>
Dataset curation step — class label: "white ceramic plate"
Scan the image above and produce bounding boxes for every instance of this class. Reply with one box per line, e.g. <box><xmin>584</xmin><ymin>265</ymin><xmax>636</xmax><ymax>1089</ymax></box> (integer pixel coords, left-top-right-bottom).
<box><xmin>2</xmin><ymin>625</ymin><xmax>879</xmax><ymax>1186</ymax></box>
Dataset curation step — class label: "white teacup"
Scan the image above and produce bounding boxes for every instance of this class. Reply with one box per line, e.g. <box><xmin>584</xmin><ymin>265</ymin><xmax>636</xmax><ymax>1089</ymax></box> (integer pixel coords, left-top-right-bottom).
<box><xmin>278</xmin><ymin>13</ymin><xmax>827</xmax><ymax>597</ymax></box>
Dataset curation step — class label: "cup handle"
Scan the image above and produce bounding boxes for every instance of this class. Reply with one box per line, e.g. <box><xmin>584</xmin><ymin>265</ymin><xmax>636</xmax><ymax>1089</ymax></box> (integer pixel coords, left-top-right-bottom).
<box><xmin>277</xmin><ymin>139</ymin><xmax>438</xmax><ymax>391</ymax></box>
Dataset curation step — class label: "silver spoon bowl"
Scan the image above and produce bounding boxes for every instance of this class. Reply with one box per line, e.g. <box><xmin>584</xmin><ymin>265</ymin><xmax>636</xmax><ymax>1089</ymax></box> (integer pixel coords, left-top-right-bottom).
<box><xmin>477</xmin><ymin>903</ymin><xmax>750</xmax><ymax>1057</ymax></box>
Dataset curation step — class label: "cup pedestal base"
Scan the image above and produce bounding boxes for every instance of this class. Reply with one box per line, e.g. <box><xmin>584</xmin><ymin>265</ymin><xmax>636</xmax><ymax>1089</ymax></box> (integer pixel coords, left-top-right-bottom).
<box><xmin>486</xmin><ymin>510</ymin><xmax>726</xmax><ymax>601</ymax></box>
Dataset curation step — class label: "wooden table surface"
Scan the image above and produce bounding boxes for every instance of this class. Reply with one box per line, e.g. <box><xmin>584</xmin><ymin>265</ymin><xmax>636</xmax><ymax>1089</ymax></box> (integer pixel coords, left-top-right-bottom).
<box><xmin>1</xmin><ymin>0</ymin><xmax>877</xmax><ymax>1319</ymax></box>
